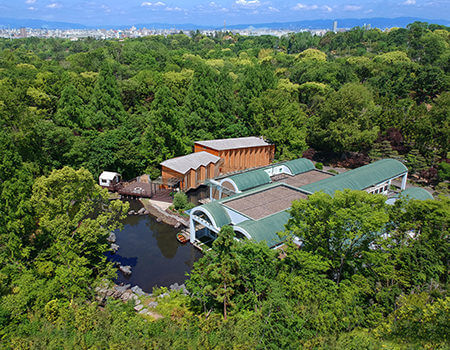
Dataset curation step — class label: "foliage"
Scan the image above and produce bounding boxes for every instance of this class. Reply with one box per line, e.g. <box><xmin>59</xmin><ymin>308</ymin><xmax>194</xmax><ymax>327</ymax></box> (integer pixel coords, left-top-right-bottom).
<box><xmin>287</xmin><ymin>190</ymin><xmax>389</xmax><ymax>283</ymax></box>
<box><xmin>437</xmin><ymin>162</ymin><xmax>450</xmax><ymax>181</ymax></box>
<box><xmin>315</xmin><ymin>162</ymin><xmax>323</xmax><ymax>170</ymax></box>
<box><xmin>309</xmin><ymin>83</ymin><xmax>380</xmax><ymax>153</ymax></box>
<box><xmin>0</xmin><ymin>24</ymin><xmax>449</xmax><ymax>348</ymax></box>
<box><xmin>172</xmin><ymin>191</ymin><xmax>189</xmax><ymax>210</ymax></box>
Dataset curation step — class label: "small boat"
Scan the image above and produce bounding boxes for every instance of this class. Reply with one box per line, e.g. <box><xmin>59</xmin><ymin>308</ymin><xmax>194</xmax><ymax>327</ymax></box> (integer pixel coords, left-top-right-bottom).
<box><xmin>177</xmin><ymin>232</ymin><xmax>189</xmax><ymax>244</ymax></box>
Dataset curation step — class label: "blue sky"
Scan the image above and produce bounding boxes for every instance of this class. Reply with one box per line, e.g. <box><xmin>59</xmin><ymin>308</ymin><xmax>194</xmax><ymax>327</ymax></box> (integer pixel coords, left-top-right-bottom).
<box><xmin>1</xmin><ymin>0</ymin><xmax>449</xmax><ymax>26</ymax></box>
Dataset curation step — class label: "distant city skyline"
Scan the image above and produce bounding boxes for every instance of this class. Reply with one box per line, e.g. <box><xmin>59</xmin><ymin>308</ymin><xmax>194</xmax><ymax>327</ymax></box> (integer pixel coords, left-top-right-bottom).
<box><xmin>0</xmin><ymin>0</ymin><xmax>448</xmax><ymax>27</ymax></box>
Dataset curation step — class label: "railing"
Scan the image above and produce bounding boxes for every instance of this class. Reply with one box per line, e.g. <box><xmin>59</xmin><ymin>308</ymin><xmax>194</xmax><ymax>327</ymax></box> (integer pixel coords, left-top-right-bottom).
<box><xmin>191</xmin><ymin>215</ymin><xmax>218</xmax><ymax>233</ymax></box>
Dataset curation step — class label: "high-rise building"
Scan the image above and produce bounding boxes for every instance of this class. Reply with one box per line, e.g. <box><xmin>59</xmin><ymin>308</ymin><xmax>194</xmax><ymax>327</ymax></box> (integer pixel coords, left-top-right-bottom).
<box><xmin>333</xmin><ymin>21</ymin><xmax>338</xmax><ymax>33</ymax></box>
<box><xmin>20</xmin><ymin>27</ymin><xmax>27</xmax><ymax>38</ymax></box>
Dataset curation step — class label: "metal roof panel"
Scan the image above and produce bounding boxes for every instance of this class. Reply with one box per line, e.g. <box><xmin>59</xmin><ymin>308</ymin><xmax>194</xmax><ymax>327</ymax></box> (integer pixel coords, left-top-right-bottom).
<box><xmin>195</xmin><ymin>136</ymin><xmax>270</xmax><ymax>151</ymax></box>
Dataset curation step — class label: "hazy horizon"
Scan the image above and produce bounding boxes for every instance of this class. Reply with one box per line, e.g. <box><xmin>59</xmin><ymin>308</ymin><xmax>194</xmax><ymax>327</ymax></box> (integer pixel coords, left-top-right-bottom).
<box><xmin>1</xmin><ymin>0</ymin><xmax>449</xmax><ymax>27</ymax></box>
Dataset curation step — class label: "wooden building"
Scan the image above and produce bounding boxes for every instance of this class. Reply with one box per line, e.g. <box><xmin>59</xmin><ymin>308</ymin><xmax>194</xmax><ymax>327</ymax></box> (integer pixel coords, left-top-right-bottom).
<box><xmin>194</xmin><ymin>137</ymin><xmax>274</xmax><ymax>174</ymax></box>
<box><xmin>160</xmin><ymin>152</ymin><xmax>222</xmax><ymax>191</ymax></box>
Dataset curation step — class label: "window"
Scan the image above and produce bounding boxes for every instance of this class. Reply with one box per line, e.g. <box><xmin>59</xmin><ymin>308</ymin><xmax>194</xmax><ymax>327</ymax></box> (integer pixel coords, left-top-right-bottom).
<box><xmin>101</xmin><ymin>179</ymin><xmax>107</xmax><ymax>184</ymax></box>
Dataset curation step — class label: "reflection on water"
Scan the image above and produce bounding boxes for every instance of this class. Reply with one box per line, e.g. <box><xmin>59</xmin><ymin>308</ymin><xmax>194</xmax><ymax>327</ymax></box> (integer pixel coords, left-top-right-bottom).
<box><xmin>106</xmin><ymin>200</ymin><xmax>202</xmax><ymax>292</ymax></box>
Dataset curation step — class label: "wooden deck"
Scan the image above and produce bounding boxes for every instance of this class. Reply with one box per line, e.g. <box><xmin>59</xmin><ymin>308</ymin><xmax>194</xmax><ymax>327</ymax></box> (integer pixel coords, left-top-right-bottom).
<box><xmin>115</xmin><ymin>180</ymin><xmax>157</xmax><ymax>198</ymax></box>
<box><xmin>105</xmin><ymin>175</ymin><xmax>172</xmax><ymax>200</ymax></box>
<box><xmin>150</xmin><ymin>189</ymin><xmax>173</xmax><ymax>203</ymax></box>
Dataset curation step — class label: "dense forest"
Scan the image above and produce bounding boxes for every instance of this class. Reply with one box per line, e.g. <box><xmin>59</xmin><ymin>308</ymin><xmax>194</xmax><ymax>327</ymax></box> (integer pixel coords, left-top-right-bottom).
<box><xmin>0</xmin><ymin>22</ymin><xmax>449</xmax><ymax>348</ymax></box>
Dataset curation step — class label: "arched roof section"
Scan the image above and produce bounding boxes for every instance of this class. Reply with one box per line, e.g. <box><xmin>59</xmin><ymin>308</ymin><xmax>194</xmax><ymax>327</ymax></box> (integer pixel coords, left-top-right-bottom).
<box><xmin>301</xmin><ymin>159</ymin><xmax>408</xmax><ymax>196</ymax></box>
<box><xmin>399</xmin><ymin>187</ymin><xmax>434</xmax><ymax>201</ymax></box>
<box><xmin>283</xmin><ymin>158</ymin><xmax>315</xmax><ymax>175</ymax></box>
<box><xmin>225</xmin><ymin>169</ymin><xmax>271</xmax><ymax>192</ymax></box>
<box><xmin>195</xmin><ymin>201</ymin><xmax>232</xmax><ymax>228</ymax></box>
<box><xmin>232</xmin><ymin>226</ymin><xmax>252</xmax><ymax>240</ymax></box>
<box><xmin>234</xmin><ymin>211</ymin><xmax>290</xmax><ymax>247</ymax></box>
<box><xmin>219</xmin><ymin>178</ymin><xmax>239</xmax><ymax>193</ymax></box>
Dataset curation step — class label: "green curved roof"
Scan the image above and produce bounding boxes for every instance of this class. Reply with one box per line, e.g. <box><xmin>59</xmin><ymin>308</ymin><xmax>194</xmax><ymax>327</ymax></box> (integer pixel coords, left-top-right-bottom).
<box><xmin>227</xmin><ymin>169</ymin><xmax>271</xmax><ymax>192</ymax></box>
<box><xmin>301</xmin><ymin>159</ymin><xmax>408</xmax><ymax>196</ymax></box>
<box><xmin>235</xmin><ymin>211</ymin><xmax>290</xmax><ymax>247</ymax></box>
<box><xmin>399</xmin><ymin>187</ymin><xmax>433</xmax><ymax>201</ymax></box>
<box><xmin>201</xmin><ymin>201</ymin><xmax>232</xmax><ymax>227</ymax></box>
<box><xmin>284</xmin><ymin>158</ymin><xmax>315</xmax><ymax>175</ymax></box>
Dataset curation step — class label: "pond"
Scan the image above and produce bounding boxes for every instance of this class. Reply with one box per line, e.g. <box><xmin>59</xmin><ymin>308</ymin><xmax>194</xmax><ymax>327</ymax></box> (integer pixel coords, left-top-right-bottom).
<box><xmin>106</xmin><ymin>200</ymin><xmax>203</xmax><ymax>293</ymax></box>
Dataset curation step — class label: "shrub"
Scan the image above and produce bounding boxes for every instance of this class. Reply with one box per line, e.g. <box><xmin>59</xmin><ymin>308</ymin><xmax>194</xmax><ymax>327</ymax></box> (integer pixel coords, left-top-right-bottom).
<box><xmin>173</xmin><ymin>192</ymin><xmax>189</xmax><ymax>210</ymax></box>
<box><xmin>315</xmin><ymin>162</ymin><xmax>323</xmax><ymax>170</ymax></box>
<box><xmin>438</xmin><ymin>162</ymin><xmax>450</xmax><ymax>181</ymax></box>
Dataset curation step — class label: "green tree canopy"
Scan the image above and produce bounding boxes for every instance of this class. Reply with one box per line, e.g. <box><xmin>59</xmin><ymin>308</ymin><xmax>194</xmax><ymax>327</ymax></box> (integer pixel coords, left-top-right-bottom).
<box><xmin>287</xmin><ymin>190</ymin><xmax>389</xmax><ymax>283</ymax></box>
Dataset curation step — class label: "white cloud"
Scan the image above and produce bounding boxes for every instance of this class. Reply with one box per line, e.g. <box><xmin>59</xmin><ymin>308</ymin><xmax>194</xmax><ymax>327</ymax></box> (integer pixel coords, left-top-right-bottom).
<box><xmin>294</xmin><ymin>3</ymin><xmax>333</xmax><ymax>12</ymax></box>
<box><xmin>27</xmin><ymin>6</ymin><xmax>36</xmax><ymax>10</ymax></box>
<box><xmin>46</xmin><ymin>3</ymin><xmax>61</xmax><ymax>9</ymax></box>
<box><xmin>403</xmin><ymin>0</ymin><xmax>416</xmax><ymax>4</ymax></box>
<box><xmin>141</xmin><ymin>1</ymin><xmax>165</xmax><ymax>7</ymax></box>
<box><xmin>293</xmin><ymin>3</ymin><xmax>318</xmax><ymax>10</ymax></box>
<box><xmin>25</xmin><ymin>0</ymin><xmax>36</xmax><ymax>4</ymax></box>
<box><xmin>235</xmin><ymin>0</ymin><xmax>261</xmax><ymax>8</ymax></box>
<box><xmin>165</xmin><ymin>6</ymin><xmax>182</xmax><ymax>11</ymax></box>
<box><xmin>344</xmin><ymin>5</ymin><xmax>362</xmax><ymax>11</ymax></box>
<box><xmin>268</xmin><ymin>6</ymin><xmax>279</xmax><ymax>12</ymax></box>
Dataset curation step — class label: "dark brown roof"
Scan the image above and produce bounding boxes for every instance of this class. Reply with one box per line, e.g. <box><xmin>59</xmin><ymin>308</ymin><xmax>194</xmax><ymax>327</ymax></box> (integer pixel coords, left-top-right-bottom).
<box><xmin>224</xmin><ymin>185</ymin><xmax>307</xmax><ymax>220</ymax></box>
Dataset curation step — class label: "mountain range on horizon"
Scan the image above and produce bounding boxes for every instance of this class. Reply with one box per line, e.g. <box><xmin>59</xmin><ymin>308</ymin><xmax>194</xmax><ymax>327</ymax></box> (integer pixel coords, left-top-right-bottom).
<box><xmin>0</xmin><ymin>16</ymin><xmax>448</xmax><ymax>31</ymax></box>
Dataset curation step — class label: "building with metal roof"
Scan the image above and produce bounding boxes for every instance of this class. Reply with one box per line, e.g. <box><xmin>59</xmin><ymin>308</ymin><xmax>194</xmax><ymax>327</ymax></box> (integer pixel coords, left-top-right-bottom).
<box><xmin>189</xmin><ymin>183</ymin><xmax>308</xmax><ymax>248</ymax></box>
<box><xmin>188</xmin><ymin>158</ymin><xmax>440</xmax><ymax>251</ymax></box>
<box><xmin>195</xmin><ymin>136</ymin><xmax>270</xmax><ymax>151</ymax></box>
<box><xmin>160</xmin><ymin>136</ymin><xmax>275</xmax><ymax>191</ymax></box>
<box><xmin>219</xmin><ymin>168</ymin><xmax>271</xmax><ymax>193</ymax></box>
<box><xmin>234</xmin><ymin>211</ymin><xmax>291</xmax><ymax>247</ymax></box>
<box><xmin>283</xmin><ymin>158</ymin><xmax>315</xmax><ymax>175</ymax></box>
<box><xmin>301</xmin><ymin>159</ymin><xmax>408</xmax><ymax>196</ymax></box>
<box><xmin>160</xmin><ymin>152</ymin><xmax>222</xmax><ymax>191</ymax></box>
<box><xmin>399</xmin><ymin>187</ymin><xmax>434</xmax><ymax>200</ymax></box>
<box><xmin>161</xmin><ymin>152</ymin><xmax>221</xmax><ymax>174</ymax></box>
<box><xmin>194</xmin><ymin>136</ymin><xmax>275</xmax><ymax>174</ymax></box>
<box><xmin>386</xmin><ymin>187</ymin><xmax>434</xmax><ymax>205</ymax></box>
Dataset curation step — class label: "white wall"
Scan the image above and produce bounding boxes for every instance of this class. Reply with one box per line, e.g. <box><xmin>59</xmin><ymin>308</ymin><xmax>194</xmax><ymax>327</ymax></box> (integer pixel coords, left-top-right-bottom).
<box><xmin>264</xmin><ymin>165</ymin><xmax>292</xmax><ymax>177</ymax></box>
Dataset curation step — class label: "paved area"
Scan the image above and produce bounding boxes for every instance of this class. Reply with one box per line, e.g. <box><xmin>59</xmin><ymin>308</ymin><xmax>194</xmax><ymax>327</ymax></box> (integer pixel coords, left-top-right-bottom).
<box><xmin>149</xmin><ymin>199</ymin><xmax>172</xmax><ymax>211</ymax></box>
<box><xmin>224</xmin><ymin>185</ymin><xmax>307</xmax><ymax>220</ymax></box>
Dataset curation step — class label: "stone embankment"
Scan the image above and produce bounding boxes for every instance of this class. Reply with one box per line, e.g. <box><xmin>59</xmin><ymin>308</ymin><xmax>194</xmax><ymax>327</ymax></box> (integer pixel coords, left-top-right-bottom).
<box><xmin>95</xmin><ymin>282</ymin><xmax>189</xmax><ymax>319</ymax></box>
<box><xmin>140</xmin><ymin>199</ymin><xmax>189</xmax><ymax>228</ymax></box>
<box><xmin>128</xmin><ymin>207</ymin><xmax>150</xmax><ymax>216</ymax></box>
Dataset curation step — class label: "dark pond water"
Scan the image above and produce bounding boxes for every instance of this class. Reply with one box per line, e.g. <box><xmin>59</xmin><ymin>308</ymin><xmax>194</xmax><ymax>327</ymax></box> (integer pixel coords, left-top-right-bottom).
<box><xmin>106</xmin><ymin>200</ymin><xmax>202</xmax><ymax>292</ymax></box>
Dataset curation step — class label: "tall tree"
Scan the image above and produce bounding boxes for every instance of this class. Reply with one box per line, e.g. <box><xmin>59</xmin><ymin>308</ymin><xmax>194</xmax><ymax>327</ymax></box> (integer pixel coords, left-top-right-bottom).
<box><xmin>30</xmin><ymin>167</ymin><xmax>128</xmax><ymax>298</ymax></box>
<box><xmin>251</xmin><ymin>89</ymin><xmax>308</xmax><ymax>160</ymax></box>
<box><xmin>286</xmin><ymin>190</ymin><xmax>389</xmax><ymax>283</ymax></box>
<box><xmin>188</xmin><ymin>226</ymin><xmax>239</xmax><ymax>319</ymax></box>
<box><xmin>54</xmin><ymin>84</ymin><xmax>87</xmax><ymax>128</ymax></box>
<box><xmin>309</xmin><ymin>83</ymin><xmax>380</xmax><ymax>153</ymax></box>
<box><xmin>88</xmin><ymin>62</ymin><xmax>126</xmax><ymax>130</ymax></box>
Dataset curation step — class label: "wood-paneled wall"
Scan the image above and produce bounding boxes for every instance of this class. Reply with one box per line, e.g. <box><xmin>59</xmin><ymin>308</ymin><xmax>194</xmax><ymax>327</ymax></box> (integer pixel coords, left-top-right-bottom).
<box><xmin>194</xmin><ymin>144</ymin><xmax>275</xmax><ymax>174</ymax></box>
